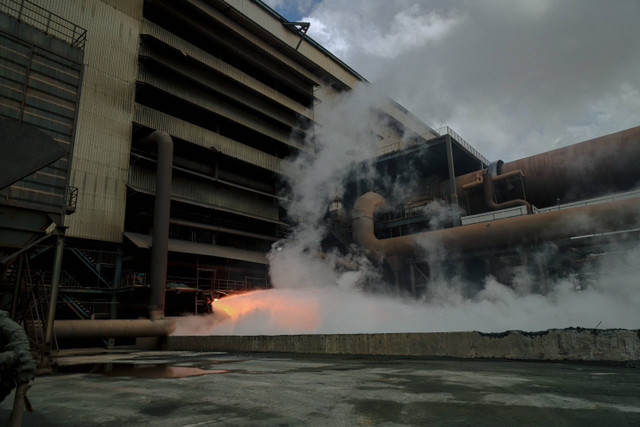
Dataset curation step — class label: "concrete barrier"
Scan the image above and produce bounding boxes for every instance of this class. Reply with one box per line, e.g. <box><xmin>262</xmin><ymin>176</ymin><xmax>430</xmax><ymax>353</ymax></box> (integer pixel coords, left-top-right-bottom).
<box><xmin>152</xmin><ymin>328</ymin><xmax>640</xmax><ymax>362</ymax></box>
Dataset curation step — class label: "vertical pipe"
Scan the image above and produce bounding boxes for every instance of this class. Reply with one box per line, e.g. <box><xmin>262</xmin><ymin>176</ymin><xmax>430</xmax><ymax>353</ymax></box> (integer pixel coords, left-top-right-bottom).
<box><xmin>482</xmin><ymin>171</ymin><xmax>532</xmax><ymax>213</ymax></box>
<box><xmin>10</xmin><ymin>254</ymin><xmax>24</xmax><ymax>319</ymax></box>
<box><xmin>111</xmin><ymin>245</ymin><xmax>123</xmax><ymax>320</ymax></box>
<box><xmin>445</xmin><ymin>136</ymin><xmax>461</xmax><ymax>226</ymax></box>
<box><xmin>43</xmin><ymin>226</ymin><xmax>65</xmax><ymax>354</ymax></box>
<box><xmin>107</xmin><ymin>245</ymin><xmax>123</xmax><ymax>348</ymax></box>
<box><xmin>143</xmin><ymin>131</ymin><xmax>173</xmax><ymax>320</ymax></box>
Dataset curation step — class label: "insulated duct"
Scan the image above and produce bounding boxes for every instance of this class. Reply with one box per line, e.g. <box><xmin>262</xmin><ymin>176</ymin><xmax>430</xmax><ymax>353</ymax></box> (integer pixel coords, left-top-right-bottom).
<box><xmin>353</xmin><ymin>192</ymin><xmax>640</xmax><ymax>261</ymax></box>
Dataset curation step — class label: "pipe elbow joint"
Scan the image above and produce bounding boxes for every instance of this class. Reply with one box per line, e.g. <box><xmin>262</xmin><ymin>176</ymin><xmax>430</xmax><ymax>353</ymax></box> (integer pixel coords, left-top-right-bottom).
<box><xmin>352</xmin><ymin>192</ymin><xmax>387</xmax><ymax>262</ymax></box>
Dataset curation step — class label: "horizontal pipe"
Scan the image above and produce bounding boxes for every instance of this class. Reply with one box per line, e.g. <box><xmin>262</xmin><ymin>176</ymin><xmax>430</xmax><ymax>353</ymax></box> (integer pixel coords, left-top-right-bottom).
<box><xmin>452</xmin><ymin>126</ymin><xmax>640</xmax><ymax>208</ymax></box>
<box><xmin>353</xmin><ymin>192</ymin><xmax>640</xmax><ymax>260</ymax></box>
<box><xmin>54</xmin><ymin>318</ymin><xmax>176</xmax><ymax>339</ymax></box>
<box><xmin>461</xmin><ymin>169</ymin><xmax>524</xmax><ymax>191</ymax></box>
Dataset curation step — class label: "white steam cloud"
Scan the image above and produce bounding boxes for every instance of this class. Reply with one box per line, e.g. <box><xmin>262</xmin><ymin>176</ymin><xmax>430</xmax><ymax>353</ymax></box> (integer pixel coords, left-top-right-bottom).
<box><xmin>173</xmin><ymin>87</ymin><xmax>640</xmax><ymax>337</ymax></box>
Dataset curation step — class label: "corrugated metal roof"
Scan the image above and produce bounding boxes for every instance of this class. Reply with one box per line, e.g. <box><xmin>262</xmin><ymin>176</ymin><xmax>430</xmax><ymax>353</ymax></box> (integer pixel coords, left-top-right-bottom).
<box><xmin>123</xmin><ymin>231</ymin><xmax>269</xmax><ymax>265</ymax></box>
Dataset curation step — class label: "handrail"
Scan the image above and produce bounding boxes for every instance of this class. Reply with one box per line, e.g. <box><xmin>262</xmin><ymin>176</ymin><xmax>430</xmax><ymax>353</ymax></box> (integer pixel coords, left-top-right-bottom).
<box><xmin>378</xmin><ymin>125</ymin><xmax>489</xmax><ymax>167</ymax></box>
<box><xmin>0</xmin><ymin>0</ymin><xmax>87</xmax><ymax>49</ymax></box>
<box><xmin>435</xmin><ymin>126</ymin><xmax>489</xmax><ymax>167</ymax></box>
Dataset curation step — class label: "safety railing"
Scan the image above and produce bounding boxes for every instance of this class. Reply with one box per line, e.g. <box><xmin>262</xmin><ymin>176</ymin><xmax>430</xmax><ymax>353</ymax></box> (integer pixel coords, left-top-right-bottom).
<box><xmin>0</xmin><ymin>0</ymin><xmax>87</xmax><ymax>48</ymax></box>
<box><xmin>211</xmin><ymin>277</ymin><xmax>269</xmax><ymax>292</ymax></box>
<box><xmin>536</xmin><ymin>189</ymin><xmax>640</xmax><ymax>213</ymax></box>
<box><xmin>163</xmin><ymin>275</ymin><xmax>269</xmax><ymax>292</ymax></box>
<box><xmin>435</xmin><ymin>126</ymin><xmax>489</xmax><ymax>167</ymax></box>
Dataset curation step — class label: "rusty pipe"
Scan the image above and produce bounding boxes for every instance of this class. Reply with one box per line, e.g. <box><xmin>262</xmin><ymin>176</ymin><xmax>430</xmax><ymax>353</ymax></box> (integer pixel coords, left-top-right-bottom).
<box><xmin>352</xmin><ymin>192</ymin><xmax>416</xmax><ymax>261</ymax></box>
<box><xmin>501</xmin><ymin>126</ymin><xmax>640</xmax><ymax>207</ymax></box>
<box><xmin>482</xmin><ymin>171</ymin><xmax>532</xmax><ymax>214</ymax></box>
<box><xmin>353</xmin><ymin>191</ymin><xmax>640</xmax><ymax>260</ymax></box>
<box><xmin>141</xmin><ymin>130</ymin><xmax>173</xmax><ymax>320</ymax></box>
<box><xmin>53</xmin><ymin>318</ymin><xmax>176</xmax><ymax>339</ymax></box>
<box><xmin>461</xmin><ymin>169</ymin><xmax>524</xmax><ymax>191</ymax></box>
<box><xmin>452</xmin><ymin>126</ymin><xmax>640</xmax><ymax>209</ymax></box>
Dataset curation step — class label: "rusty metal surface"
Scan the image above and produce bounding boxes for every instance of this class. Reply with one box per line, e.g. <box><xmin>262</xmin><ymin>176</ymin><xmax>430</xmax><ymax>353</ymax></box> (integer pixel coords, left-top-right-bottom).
<box><xmin>353</xmin><ymin>191</ymin><xmax>640</xmax><ymax>259</ymax></box>
<box><xmin>453</xmin><ymin>126</ymin><xmax>640</xmax><ymax>210</ymax></box>
<box><xmin>502</xmin><ymin>126</ymin><xmax>640</xmax><ymax>207</ymax></box>
<box><xmin>54</xmin><ymin>318</ymin><xmax>176</xmax><ymax>339</ymax></box>
<box><xmin>482</xmin><ymin>171</ymin><xmax>532</xmax><ymax>214</ymax></box>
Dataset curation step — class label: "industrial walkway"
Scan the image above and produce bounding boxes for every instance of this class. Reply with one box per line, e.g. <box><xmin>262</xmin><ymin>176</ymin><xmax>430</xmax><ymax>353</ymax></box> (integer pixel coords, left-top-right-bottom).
<box><xmin>1</xmin><ymin>349</ymin><xmax>639</xmax><ymax>426</ymax></box>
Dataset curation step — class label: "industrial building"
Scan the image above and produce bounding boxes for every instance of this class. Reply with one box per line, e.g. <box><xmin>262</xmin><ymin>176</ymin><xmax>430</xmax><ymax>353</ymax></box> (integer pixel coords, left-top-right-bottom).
<box><xmin>1</xmin><ymin>0</ymin><xmax>639</xmax><ymax>357</ymax></box>
<box><xmin>0</xmin><ymin>0</ymin><xmax>464</xmax><ymax>344</ymax></box>
<box><xmin>331</xmin><ymin>126</ymin><xmax>640</xmax><ymax>295</ymax></box>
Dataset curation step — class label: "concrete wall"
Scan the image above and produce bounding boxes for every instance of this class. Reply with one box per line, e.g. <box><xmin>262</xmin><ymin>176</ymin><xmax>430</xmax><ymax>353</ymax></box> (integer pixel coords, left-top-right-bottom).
<box><xmin>159</xmin><ymin>329</ymin><xmax>640</xmax><ymax>362</ymax></box>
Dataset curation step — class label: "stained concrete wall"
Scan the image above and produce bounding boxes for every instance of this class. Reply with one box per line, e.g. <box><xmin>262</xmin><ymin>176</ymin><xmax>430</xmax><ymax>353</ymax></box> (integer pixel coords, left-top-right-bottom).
<box><xmin>159</xmin><ymin>329</ymin><xmax>640</xmax><ymax>362</ymax></box>
<box><xmin>23</xmin><ymin>0</ymin><xmax>144</xmax><ymax>242</ymax></box>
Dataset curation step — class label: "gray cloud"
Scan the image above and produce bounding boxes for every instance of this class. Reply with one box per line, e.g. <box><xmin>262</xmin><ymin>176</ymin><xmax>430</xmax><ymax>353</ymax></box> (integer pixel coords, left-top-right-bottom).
<box><xmin>292</xmin><ymin>0</ymin><xmax>640</xmax><ymax>161</ymax></box>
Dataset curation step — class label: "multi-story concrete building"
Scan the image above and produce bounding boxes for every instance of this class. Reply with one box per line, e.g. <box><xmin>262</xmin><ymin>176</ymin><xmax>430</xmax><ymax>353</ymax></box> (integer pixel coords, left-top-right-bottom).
<box><xmin>2</xmin><ymin>0</ymin><xmax>482</xmax><ymax>327</ymax></box>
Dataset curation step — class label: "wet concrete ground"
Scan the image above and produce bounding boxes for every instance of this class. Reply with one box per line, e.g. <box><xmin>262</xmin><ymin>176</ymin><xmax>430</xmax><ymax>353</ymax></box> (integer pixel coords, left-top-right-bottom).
<box><xmin>2</xmin><ymin>348</ymin><xmax>639</xmax><ymax>426</ymax></box>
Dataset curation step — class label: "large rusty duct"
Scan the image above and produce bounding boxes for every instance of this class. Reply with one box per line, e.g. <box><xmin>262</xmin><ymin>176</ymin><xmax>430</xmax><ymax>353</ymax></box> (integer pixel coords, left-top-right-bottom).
<box><xmin>455</xmin><ymin>126</ymin><xmax>640</xmax><ymax>210</ymax></box>
<box><xmin>353</xmin><ymin>126</ymin><xmax>640</xmax><ymax>262</ymax></box>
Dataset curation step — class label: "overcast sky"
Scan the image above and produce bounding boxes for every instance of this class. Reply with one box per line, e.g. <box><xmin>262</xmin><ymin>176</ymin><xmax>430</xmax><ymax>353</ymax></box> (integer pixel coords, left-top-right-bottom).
<box><xmin>264</xmin><ymin>0</ymin><xmax>640</xmax><ymax>161</ymax></box>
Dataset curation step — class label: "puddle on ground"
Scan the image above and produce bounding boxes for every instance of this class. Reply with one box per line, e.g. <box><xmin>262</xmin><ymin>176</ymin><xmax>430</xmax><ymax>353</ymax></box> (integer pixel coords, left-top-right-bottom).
<box><xmin>57</xmin><ymin>363</ymin><xmax>229</xmax><ymax>378</ymax></box>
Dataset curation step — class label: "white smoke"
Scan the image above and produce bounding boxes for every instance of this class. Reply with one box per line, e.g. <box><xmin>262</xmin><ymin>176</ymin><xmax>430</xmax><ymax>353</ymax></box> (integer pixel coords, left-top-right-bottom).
<box><xmin>173</xmin><ymin>87</ymin><xmax>640</xmax><ymax>336</ymax></box>
<box><xmin>173</xmin><ymin>242</ymin><xmax>640</xmax><ymax>336</ymax></box>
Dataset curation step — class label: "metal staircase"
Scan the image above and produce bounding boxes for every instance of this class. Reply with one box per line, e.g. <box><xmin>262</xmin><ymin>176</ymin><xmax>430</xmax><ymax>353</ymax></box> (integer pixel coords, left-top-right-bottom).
<box><xmin>61</xmin><ymin>293</ymin><xmax>90</xmax><ymax>319</ymax></box>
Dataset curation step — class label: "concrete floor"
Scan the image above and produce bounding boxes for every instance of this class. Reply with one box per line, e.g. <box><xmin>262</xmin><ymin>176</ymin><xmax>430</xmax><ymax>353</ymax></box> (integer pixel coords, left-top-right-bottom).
<box><xmin>2</xmin><ymin>349</ymin><xmax>639</xmax><ymax>426</ymax></box>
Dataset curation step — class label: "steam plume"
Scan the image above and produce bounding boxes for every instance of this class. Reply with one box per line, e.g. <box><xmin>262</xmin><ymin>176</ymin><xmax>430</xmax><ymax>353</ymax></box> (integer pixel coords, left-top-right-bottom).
<box><xmin>173</xmin><ymin>87</ymin><xmax>640</xmax><ymax>336</ymax></box>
